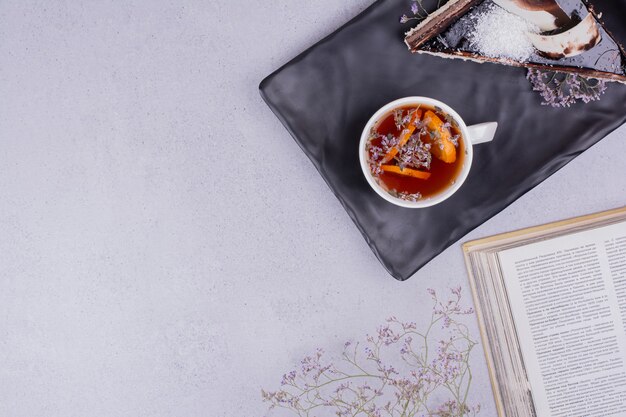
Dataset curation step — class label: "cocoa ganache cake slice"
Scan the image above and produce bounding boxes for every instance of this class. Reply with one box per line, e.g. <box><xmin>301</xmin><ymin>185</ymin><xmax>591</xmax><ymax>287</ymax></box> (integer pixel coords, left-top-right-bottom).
<box><xmin>404</xmin><ymin>0</ymin><xmax>626</xmax><ymax>83</ymax></box>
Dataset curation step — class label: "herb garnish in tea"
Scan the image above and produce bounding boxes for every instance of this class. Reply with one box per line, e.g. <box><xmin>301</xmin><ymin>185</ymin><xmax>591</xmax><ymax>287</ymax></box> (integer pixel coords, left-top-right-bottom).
<box><xmin>366</xmin><ymin>105</ymin><xmax>465</xmax><ymax>202</ymax></box>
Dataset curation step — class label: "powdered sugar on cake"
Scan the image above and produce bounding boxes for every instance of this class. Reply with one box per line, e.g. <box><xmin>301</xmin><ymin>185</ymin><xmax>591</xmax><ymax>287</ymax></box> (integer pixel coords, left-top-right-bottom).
<box><xmin>468</xmin><ymin>2</ymin><xmax>540</xmax><ymax>62</ymax></box>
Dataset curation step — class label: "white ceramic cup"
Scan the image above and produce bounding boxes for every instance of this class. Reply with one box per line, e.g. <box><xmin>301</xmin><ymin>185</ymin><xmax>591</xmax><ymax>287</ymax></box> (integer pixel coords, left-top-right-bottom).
<box><xmin>359</xmin><ymin>97</ymin><xmax>498</xmax><ymax>208</ymax></box>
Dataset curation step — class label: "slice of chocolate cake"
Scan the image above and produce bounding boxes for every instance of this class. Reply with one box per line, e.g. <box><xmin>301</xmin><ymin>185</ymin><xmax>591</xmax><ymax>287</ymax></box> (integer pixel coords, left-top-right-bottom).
<box><xmin>405</xmin><ymin>0</ymin><xmax>626</xmax><ymax>83</ymax></box>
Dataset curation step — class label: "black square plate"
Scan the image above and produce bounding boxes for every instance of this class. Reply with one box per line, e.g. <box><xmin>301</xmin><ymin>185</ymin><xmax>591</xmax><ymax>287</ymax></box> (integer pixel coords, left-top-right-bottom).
<box><xmin>260</xmin><ymin>0</ymin><xmax>626</xmax><ymax>281</ymax></box>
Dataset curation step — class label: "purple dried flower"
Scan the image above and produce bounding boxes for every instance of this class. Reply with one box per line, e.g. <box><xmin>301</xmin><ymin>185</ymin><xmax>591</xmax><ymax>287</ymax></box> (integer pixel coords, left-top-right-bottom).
<box><xmin>526</xmin><ymin>69</ymin><xmax>607</xmax><ymax>108</ymax></box>
<box><xmin>400</xmin><ymin>0</ymin><xmax>430</xmax><ymax>22</ymax></box>
<box><xmin>369</xmin><ymin>162</ymin><xmax>383</xmax><ymax>177</ymax></box>
<box><xmin>393</xmin><ymin>109</ymin><xmax>405</xmax><ymax>130</ymax></box>
<box><xmin>398</xmin><ymin>191</ymin><xmax>422</xmax><ymax>202</ymax></box>
<box><xmin>381</xmin><ymin>133</ymin><xmax>399</xmax><ymax>153</ymax></box>
<box><xmin>395</xmin><ymin>135</ymin><xmax>431</xmax><ymax>171</ymax></box>
<box><xmin>263</xmin><ymin>287</ymin><xmax>479</xmax><ymax>416</ymax></box>
<box><xmin>280</xmin><ymin>370</ymin><xmax>297</xmax><ymax>386</ymax></box>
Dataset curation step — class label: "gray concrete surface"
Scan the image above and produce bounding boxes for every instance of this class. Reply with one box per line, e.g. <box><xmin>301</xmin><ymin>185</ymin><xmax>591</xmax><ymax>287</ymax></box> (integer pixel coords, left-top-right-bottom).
<box><xmin>1</xmin><ymin>1</ymin><xmax>625</xmax><ymax>416</ymax></box>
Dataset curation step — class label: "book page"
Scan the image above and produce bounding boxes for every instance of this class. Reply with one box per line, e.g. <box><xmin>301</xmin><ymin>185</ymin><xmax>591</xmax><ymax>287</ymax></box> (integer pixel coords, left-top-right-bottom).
<box><xmin>498</xmin><ymin>221</ymin><xmax>626</xmax><ymax>417</ymax></box>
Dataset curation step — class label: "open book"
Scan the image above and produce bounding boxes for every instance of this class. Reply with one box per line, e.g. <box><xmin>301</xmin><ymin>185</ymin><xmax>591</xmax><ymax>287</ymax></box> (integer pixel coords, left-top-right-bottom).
<box><xmin>464</xmin><ymin>206</ymin><xmax>626</xmax><ymax>417</ymax></box>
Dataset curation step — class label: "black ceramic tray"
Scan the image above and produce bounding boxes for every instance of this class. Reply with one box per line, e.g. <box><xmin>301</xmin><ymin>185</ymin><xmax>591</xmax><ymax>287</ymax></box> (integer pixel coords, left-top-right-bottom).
<box><xmin>259</xmin><ymin>0</ymin><xmax>626</xmax><ymax>281</ymax></box>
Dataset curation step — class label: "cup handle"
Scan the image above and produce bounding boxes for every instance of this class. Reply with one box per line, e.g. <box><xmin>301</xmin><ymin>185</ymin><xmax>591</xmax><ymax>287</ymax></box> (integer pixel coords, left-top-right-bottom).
<box><xmin>467</xmin><ymin>122</ymin><xmax>498</xmax><ymax>145</ymax></box>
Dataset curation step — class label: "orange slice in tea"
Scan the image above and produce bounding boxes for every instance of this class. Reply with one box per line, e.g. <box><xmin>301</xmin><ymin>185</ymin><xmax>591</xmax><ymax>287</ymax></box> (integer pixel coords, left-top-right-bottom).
<box><xmin>380</xmin><ymin>108</ymin><xmax>423</xmax><ymax>164</ymax></box>
<box><xmin>423</xmin><ymin>110</ymin><xmax>456</xmax><ymax>164</ymax></box>
<box><xmin>380</xmin><ymin>165</ymin><xmax>431</xmax><ymax>180</ymax></box>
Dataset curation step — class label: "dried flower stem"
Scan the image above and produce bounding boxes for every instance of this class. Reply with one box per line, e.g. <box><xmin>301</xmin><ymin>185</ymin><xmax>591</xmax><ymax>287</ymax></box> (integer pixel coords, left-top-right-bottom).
<box><xmin>262</xmin><ymin>288</ymin><xmax>480</xmax><ymax>417</ymax></box>
<box><xmin>400</xmin><ymin>0</ymin><xmax>444</xmax><ymax>23</ymax></box>
<box><xmin>526</xmin><ymin>69</ymin><xmax>607</xmax><ymax>108</ymax></box>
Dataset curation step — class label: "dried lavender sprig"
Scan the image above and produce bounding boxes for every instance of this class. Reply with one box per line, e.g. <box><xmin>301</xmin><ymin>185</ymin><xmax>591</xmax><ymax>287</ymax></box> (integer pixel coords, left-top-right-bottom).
<box><xmin>400</xmin><ymin>0</ymin><xmax>445</xmax><ymax>23</ymax></box>
<box><xmin>526</xmin><ymin>69</ymin><xmax>607</xmax><ymax>108</ymax></box>
<box><xmin>396</xmin><ymin>134</ymin><xmax>432</xmax><ymax>171</ymax></box>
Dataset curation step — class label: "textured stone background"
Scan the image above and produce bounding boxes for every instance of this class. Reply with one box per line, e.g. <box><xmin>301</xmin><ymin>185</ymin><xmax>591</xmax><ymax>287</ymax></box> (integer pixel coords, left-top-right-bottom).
<box><xmin>1</xmin><ymin>1</ymin><xmax>625</xmax><ymax>416</ymax></box>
